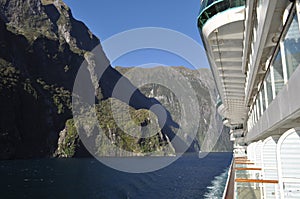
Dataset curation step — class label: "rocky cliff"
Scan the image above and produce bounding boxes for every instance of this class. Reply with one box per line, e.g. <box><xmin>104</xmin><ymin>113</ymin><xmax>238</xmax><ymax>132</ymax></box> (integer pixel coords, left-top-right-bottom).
<box><xmin>116</xmin><ymin>66</ymin><xmax>232</xmax><ymax>152</ymax></box>
<box><xmin>0</xmin><ymin>0</ymin><xmax>231</xmax><ymax>159</ymax></box>
<box><xmin>0</xmin><ymin>0</ymin><xmax>95</xmax><ymax>159</ymax></box>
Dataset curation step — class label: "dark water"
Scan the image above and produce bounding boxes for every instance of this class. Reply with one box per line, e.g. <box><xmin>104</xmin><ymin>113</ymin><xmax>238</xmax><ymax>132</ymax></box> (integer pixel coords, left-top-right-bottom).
<box><xmin>0</xmin><ymin>153</ymin><xmax>232</xmax><ymax>199</ymax></box>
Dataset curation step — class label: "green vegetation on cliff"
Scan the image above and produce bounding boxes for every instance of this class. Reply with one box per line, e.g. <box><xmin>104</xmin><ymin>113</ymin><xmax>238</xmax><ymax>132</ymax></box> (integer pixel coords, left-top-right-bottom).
<box><xmin>56</xmin><ymin>98</ymin><xmax>174</xmax><ymax>157</ymax></box>
<box><xmin>55</xmin><ymin>119</ymin><xmax>78</xmax><ymax>157</ymax></box>
<box><xmin>95</xmin><ymin>98</ymin><xmax>173</xmax><ymax>156</ymax></box>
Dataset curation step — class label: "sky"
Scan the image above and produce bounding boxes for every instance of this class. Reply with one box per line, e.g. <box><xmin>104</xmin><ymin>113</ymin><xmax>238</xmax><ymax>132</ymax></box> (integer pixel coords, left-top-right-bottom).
<box><xmin>63</xmin><ymin>0</ymin><xmax>209</xmax><ymax>69</ymax></box>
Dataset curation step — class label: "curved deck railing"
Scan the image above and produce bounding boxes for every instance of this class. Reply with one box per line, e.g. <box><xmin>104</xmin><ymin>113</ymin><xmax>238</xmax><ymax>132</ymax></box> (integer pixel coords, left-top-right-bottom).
<box><xmin>197</xmin><ymin>0</ymin><xmax>245</xmax><ymax>29</ymax></box>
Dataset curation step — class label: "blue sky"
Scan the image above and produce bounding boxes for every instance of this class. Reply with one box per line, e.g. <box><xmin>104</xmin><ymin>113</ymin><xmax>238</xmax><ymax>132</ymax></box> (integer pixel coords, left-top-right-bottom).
<box><xmin>63</xmin><ymin>0</ymin><xmax>209</xmax><ymax>68</ymax></box>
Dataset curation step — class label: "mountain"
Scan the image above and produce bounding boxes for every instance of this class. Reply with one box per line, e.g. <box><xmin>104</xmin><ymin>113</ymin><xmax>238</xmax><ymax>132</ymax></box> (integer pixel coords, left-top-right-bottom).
<box><xmin>0</xmin><ymin>0</ymin><xmax>101</xmax><ymax>159</ymax></box>
<box><xmin>116</xmin><ymin>66</ymin><xmax>232</xmax><ymax>152</ymax></box>
<box><xmin>0</xmin><ymin>0</ymin><xmax>231</xmax><ymax>160</ymax></box>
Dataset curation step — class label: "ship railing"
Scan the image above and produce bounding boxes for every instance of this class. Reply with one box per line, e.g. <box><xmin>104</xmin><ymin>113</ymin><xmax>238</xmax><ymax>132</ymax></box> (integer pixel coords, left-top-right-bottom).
<box><xmin>233</xmin><ymin>157</ymin><xmax>279</xmax><ymax>199</ymax></box>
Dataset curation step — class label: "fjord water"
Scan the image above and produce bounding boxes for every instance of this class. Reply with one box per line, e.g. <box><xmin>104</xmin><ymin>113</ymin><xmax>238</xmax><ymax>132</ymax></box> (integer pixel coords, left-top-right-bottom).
<box><xmin>0</xmin><ymin>153</ymin><xmax>232</xmax><ymax>199</ymax></box>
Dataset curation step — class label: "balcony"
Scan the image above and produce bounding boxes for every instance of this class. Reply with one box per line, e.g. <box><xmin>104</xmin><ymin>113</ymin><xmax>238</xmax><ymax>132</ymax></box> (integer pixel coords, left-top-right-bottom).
<box><xmin>235</xmin><ymin>137</ymin><xmax>245</xmax><ymax>145</ymax></box>
<box><xmin>231</xmin><ymin>129</ymin><xmax>243</xmax><ymax>138</ymax></box>
<box><xmin>198</xmin><ymin>0</ymin><xmax>245</xmax><ymax>29</ymax></box>
<box><xmin>216</xmin><ymin>97</ymin><xmax>223</xmax><ymax>109</ymax></box>
<box><xmin>198</xmin><ymin>0</ymin><xmax>247</xmax><ymax>125</ymax></box>
<box><xmin>216</xmin><ymin>97</ymin><xmax>227</xmax><ymax>118</ymax></box>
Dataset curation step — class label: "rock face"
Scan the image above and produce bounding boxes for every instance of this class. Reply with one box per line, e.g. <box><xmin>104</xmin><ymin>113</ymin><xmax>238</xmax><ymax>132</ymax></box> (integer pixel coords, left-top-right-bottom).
<box><xmin>116</xmin><ymin>67</ymin><xmax>232</xmax><ymax>152</ymax></box>
<box><xmin>0</xmin><ymin>0</ymin><xmax>231</xmax><ymax>159</ymax></box>
<box><xmin>0</xmin><ymin>0</ymin><xmax>97</xmax><ymax>159</ymax></box>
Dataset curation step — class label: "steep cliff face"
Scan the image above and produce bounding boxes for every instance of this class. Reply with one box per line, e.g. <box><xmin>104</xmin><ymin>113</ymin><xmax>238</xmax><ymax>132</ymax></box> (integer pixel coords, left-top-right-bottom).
<box><xmin>0</xmin><ymin>0</ymin><xmax>98</xmax><ymax>159</ymax></box>
<box><xmin>116</xmin><ymin>67</ymin><xmax>232</xmax><ymax>152</ymax></box>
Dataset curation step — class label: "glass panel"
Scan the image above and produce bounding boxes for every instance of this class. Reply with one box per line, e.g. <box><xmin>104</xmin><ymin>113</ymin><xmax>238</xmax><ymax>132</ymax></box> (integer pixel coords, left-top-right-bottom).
<box><xmin>198</xmin><ymin>0</ymin><xmax>246</xmax><ymax>29</ymax></box>
<box><xmin>266</xmin><ymin>70</ymin><xmax>273</xmax><ymax>105</ymax></box>
<box><xmin>257</xmin><ymin>0</ymin><xmax>263</xmax><ymax>8</ymax></box>
<box><xmin>284</xmin><ymin>15</ymin><xmax>300</xmax><ymax>79</ymax></box>
<box><xmin>251</xmin><ymin>112</ymin><xmax>254</xmax><ymax>127</ymax></box>
<box><xmin>236</xmin><ymin>184</ymin><xmax>262</xmax><ymax>198</ymax></box>
<box><xmin>199</xmin><ymin>0</ymin><xmax>220</xmax><ymax>12</ymax></box>
<box><xmin>254</xmin><ymin>106</ymin><xmax>257</xmax><ymax>123</ymax></box>
<box><xmin>258</xmin><ymin>93</ymin><xmax>263</xmax><ymax>115</ymax></box>
<box><xmin>256</xmin><ymin>99</ymin><xmax>260</xmax><ymax>119</ymax></box>
<box><xmin>256</xmin><ymin>93</ymin><xmax>261</xmax><ymax>118</ymax></box>
<box><xmin>273</xmin><ymin>51</ymin><xmax>284</xmax><ymax>95</ymax></box>
<box><xmin>261</xmin><ymin>84</ymin><xmax>266</xmax><ymax>112</ymax></box>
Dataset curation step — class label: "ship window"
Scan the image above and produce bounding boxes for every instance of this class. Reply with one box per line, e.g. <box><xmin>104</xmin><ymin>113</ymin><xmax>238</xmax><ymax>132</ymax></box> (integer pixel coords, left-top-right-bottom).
<box><xmin>265</xmin><ymin>70</ymin><xmax>273</xmax><ymax>106</ymax></box>
<box><xmin>257</xmin><ymin>0</ymin><xmax>263</xmax><ymax>8</ymax></box>
<box><xmin>254</xmin><ymin>105</ymin><xmax>257</xmax><ymax>123</ymax></box>
<box><xmin>283</xmin><ymin>15</ymin><xmax>300</xmax><ymax>79</ymax></box>
<box><xmin>261</xmin><ymin>84</ymin><xmax>266</xmax><ymax>112</ymax></box>
<box><xmin>258</xmin><ymin>92</ymin><xmax>263</xmax><ymax>115</ymax></box>
<box><xmin>256</xmin><ymin>97</ymin><xmax>261</xmax><ymax>119</ymax></box>
<box><xmin>254</xmin><ymin>5</ymin><xmax>258</xmax><ymax>25</ymax></box>
<box><xmin>251</xmin><ymin>111</ymin><xmax>254</xmax><ymax>127</ymax></box>
<box><xmin>272</xmin><ymin>51</ymin><xmax>284</xmax><ymax>95</ymax></box>
<box><xmin>257</xmin><ymin>0</ymin><xmax>264</xmax><ymax>17</ymax></box>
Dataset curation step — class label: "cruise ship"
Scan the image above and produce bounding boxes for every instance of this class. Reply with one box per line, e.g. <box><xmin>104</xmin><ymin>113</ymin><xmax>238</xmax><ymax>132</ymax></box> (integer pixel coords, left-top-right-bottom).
<box><xmin>198</xmin><ymin>0</ymin><xmax>300</xmax><ymax>198</ymax></box>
